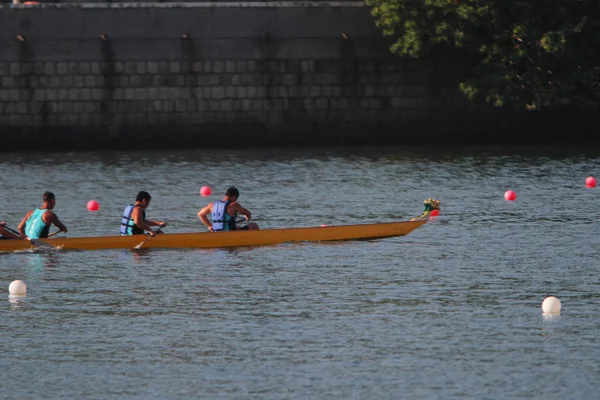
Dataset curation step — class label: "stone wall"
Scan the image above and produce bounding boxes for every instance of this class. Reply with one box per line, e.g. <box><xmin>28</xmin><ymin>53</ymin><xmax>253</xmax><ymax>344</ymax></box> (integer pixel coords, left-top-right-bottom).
<box><xmin>0</xmin><ymin>3</ymin><xmax>588</xmax><ymax>150</ymax></box>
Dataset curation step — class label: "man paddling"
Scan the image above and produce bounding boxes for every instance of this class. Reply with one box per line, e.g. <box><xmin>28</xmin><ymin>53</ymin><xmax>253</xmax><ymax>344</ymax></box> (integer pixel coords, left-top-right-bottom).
<box><xmin>121</xmin><ymin>191</ymin><xmax>167</xmax><ymax>236</ymax></box>
<box><xmin>0</xmin><ymin>222</ymin><xmax>23</xmax><ymax>240</ymax></box>
<box><xmin>198</xmin><ymin>186</ymin><xmax>260</xmax><ymax>232</ymax></box>
<box><xmin>18</xmin><ymin>191</ymin><xmax>68</xmax><ymax>239</ymax></box>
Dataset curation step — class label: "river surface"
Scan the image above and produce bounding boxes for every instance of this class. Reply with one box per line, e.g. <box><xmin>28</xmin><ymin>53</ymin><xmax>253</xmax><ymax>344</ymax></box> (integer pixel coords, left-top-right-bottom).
<box><xmin>1</xmin><ymin>146</ymin><xmax>599</xmax><ymax>399</ymax></box>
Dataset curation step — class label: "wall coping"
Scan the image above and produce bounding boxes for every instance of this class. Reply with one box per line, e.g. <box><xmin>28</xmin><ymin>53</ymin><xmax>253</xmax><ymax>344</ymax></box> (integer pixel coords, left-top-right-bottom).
<box><xmin>1</xmin><ymin>2</ymin><xmax>367</xmax><ymax>9</ymax></box>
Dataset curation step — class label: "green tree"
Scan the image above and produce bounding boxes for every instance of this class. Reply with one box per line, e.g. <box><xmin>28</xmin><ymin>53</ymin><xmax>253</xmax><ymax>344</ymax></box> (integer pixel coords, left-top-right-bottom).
<box><xmin>366</xmin><ymin>0</ymin><xmax>600</xmax><ymax>110</ymax></box>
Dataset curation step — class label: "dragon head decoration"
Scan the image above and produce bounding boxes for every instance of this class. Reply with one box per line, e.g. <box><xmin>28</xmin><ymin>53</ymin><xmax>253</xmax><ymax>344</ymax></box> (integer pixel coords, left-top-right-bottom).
<box><xmin>411</xmin><ymin>198</ymin><xmax>441</xmax><ymax>220</ymax></box>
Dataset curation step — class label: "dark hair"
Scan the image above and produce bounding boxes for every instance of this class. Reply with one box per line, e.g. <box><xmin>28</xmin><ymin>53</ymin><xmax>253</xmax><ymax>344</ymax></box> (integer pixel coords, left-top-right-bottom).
<box><xmin>136</xmin><ymin>191</ymin><xmax>152</xmax><ymax>202</ymax></box>
<box><xmin>42</xmin><ymin>191</ymin><xmax>55</xmax><ymax>202</ymax></box>
<box><xmin>226</xmin><ymin>186</ymin><xmax>239</xmax><ymax>198</ymax></box>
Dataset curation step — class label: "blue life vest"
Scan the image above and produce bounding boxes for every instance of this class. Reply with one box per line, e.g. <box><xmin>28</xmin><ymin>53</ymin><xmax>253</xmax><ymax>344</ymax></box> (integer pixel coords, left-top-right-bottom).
<box><xmin>25</xmin><ymin>208</ymin><xmax>50</xmax><ymax>239</ymax></box>
<box><xmin>121</xmin><ymin>204</ymin><xmax>144</xmax><ymax>235</ymax></box>
<box><xmin>211</xmin><ymin>200</ymin><xmax>235</xmax><ymax>231</ymax></box>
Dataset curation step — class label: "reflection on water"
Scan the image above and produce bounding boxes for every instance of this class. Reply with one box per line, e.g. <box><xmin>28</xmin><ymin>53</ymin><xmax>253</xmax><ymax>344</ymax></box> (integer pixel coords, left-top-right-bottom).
<box><xmin>1</xmin><ymin>146</ymin><xmax>600</xmax><ymax>399</ymax></box>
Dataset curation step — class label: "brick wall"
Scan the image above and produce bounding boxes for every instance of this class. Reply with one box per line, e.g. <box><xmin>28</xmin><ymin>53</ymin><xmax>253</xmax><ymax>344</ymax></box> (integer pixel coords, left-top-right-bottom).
<box><xmin>0</xmin><ymin>3</ymin><xmax>585</xmax><ymax>150</ymax></box>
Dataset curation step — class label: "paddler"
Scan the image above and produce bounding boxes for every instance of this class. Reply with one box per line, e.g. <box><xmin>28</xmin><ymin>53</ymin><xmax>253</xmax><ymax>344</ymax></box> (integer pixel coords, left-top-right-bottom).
<box><xmin>120</xmin><ymin>191</ymin><xmax>167</xmax><ymax>236</ymax></box>
<box><xmin>0</xmin><ymin>221</ymin><xmax>23</xmax><ymax>240</ymax></box>
<box><xmin>197</xmin><ymin>186</ymin><xmax>260</xmax><ymax>232</ymax></box>
<box><xmin>18</xmin><ymin>191</ymin><xmax>68</xmax><ymax>239</ymax></box>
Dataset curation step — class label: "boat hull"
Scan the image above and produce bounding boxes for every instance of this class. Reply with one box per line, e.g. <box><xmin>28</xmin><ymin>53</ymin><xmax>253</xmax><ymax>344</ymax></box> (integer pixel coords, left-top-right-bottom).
<box><xmin>0</xmin><ymin>219</ymin><xmax>428</xmax><ymax>252</ymax></box>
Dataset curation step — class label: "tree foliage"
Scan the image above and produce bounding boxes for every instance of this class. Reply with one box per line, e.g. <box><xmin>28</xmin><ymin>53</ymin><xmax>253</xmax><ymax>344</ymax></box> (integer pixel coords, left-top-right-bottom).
<box><xmin>366</xmin><ymin>0</ymin><xmax>600</xmax><ymax>110</ymax></box>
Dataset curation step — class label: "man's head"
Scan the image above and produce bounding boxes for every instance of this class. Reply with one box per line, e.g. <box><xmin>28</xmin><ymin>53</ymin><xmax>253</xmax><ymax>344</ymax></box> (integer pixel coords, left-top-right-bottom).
<box><xmin>225</xmin><ymin>186</ymin><xmax>240</xmax><ymax>201</ymax></box>
<box><xmin>42</xmin><ymin>191</ymin><xmax>56</xmax><ymax>209</ymax></box>
<box><xmin>136</xmin><ymin>191</ymin><xmax>152</xmax><ymax>208</ymax></box>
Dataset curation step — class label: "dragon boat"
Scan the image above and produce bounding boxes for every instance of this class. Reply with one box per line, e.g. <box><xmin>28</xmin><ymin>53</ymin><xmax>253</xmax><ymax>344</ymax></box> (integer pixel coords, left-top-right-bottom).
<box><xmin>0</xmin><ymin>199</ymin><xmax>440</xmax><ymax>252</ymax></box>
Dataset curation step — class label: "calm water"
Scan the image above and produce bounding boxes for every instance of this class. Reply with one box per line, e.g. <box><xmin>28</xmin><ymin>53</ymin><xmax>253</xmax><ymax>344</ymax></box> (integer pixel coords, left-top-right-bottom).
<box><xmin>1</xmin><ymin>146</ymin><xmax>599</xmax><ymax>399</ymax></box>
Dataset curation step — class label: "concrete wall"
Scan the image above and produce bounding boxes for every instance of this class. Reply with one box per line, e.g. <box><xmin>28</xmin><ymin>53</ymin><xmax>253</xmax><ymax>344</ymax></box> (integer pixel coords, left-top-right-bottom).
<box><xmin>0</xmin><ymin>3</ymin><xmax>588</xmax><ymax>150</ymax></box>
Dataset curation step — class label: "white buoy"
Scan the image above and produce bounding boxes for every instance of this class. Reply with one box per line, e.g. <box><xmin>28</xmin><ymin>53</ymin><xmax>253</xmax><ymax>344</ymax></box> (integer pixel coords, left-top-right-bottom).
<box><xmin>541</xmin><ymin>296</ymin><xmax>561</xmax><ymax>314</ymax></box>
<box><xmin>8</xmin><ymin>280</ymin><xmax>27</xmax><ymax>295</ymax></box>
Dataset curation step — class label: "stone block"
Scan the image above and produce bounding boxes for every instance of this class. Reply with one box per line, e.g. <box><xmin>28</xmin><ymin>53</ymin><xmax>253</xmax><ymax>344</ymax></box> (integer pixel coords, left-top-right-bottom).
<box><xmin>76</xmin><ymin>62</ymin><xmax>90</xmax><ymax>75</ymax></box>
<box><xmin>220</xmin><ymin>99</ymin><xmax>233</xmax><ymax>112</ymax></box>
<box><xmin>113</xmin><ymin>62</ymin><xmax>125</xmax><ymax>74</ymax></box>
<box><xmin>9</xmin><ymin>89</ymin><xmax>20</xmax><ymax>102</ymax></box>
<box><xmin>192</xmin><ymin>62</ymin><xmax>203</xmax><ymax>73</ymax></box>
<box><xmin>236</xmin><ymin>87</ymin><xmax>247</xmax><ymax>99</ymax></box>
<box><xmin>208</xmin><ymin>75</ymin><xmax>219</xmax><ymax>86</ymax></box>
<box><xmin>147</xmin><ymin>62</ymin><xmax>159</xmax><ymax>74</ymax></box>
<box><xmin>251</xmin><ymin>99</ymin><xmax>263</xmax><ymax>111</ymax></box>
<box><xmin>283</xmin><ymin>74</ymin><xmax>296</xmax><ymax>86</ymax></box>
<box><xmin>156</xmin><ymin>61</ymin><xmax>168</xmax><ymax>74</ymax></box>
<box><xmin>278</xmin><ymin>86</ymin><xmax>288</xmax><ymax>98</ymax></box>
<box><xmin>90</xmin><ymin>62</ymin><xmax>102</xmax><ymax>75</ymax></box>
<box><xmin>169</xmin><ymin>62</ymin><xmax>181</xmax><ymax>74</ymax></box>
<box><xmin>197</xmin><ymin>100</ymin><xmax>208</xmax><ymax>111</ymax></box>
<box><xmin>80</xmin><ymin>88</ymin><xmax>92</xmax><ymax>101</ymax></box>
<box><xmin>32</xmin><ymin>89</ymin><xmax>45</xmax><ymax>102</ymax></box>
<box><xmin>219</xmin><ymin>75</ymin><xmax>232</xmax><ymax>85</ymax></box>
<box><xmin>225</xmin><ymin>86</ymin><xmax>236</xmax><ymax>98</ymax></box>
<box><xmin>0</xmin><ymin>63</ymin><xmax>8</xmax><ymax>76</ymax></box>
<box><xmin>45</xmin><ymin>89</ymin><xmax>57</xmax><ymax>101</ymax></box>
<box><xmin>301</xmin><ymin>60</ymin><xmax>315</xmax><ymax>73</ymax></box>
<box><xmin>58</xmin><ymin>89</ymin><xmax>69</xmax><ymax>101</ymax></box>
<box><xmin>92</xmin><ymin>89</ymin><xmax>104</xmax><ymax>101</ymax></box>
<box><xmin>125</xmin><ymin>88</ymin><xmax>135</xmax><ymax>100</ymax></box>
<box><xmin>123</xmin><ymin>62</ymin><xmax>135</xmax><ymax>75</ymax></box>
<box><xmin>209</xmin><ymin>100</ymin><xmax>220</xmax><ymax>111</ymax></box>
<box><xmin>114</xmin><ymin>88</ymin><xmax>124</xmax><ymax>100</ymax></box>
<box><xmin>213</xmin><ymin>61</ymin><xmax>225</xmax><ymax>73</ymax></box>
<box><xmin>131</xmin><ymin>75</ymin><xmax>142</xmax><ymax>87</ymax></box>
<box><xmin>134</xmin><ymin>88</ymin><xmax>148</xmax><ymax>100</ymax></box>
<box><xmin>59</xmin><ymin>76</ymin><xmax>73</xmax><ymax>87</ymax></box>
<box><xmin>226</xmin><ymin>61</ymin><xmax>236</xmax><ymax>73</ymax></box>
<box><xmin>67</xmin><ymin>89</ymin><xmax>78</xmax><ymax>101</ymax></box>
<box><xmin>56</xmin><ymin>62</ymin><xmax>68</xmax><ymax>75</ymax></box>
<box><xmin>0</xmin><ymin>89</ymin><xmax>9</xmax><ymax>102</ymax></box>
<box><xmin>212</xmin><ymin>87</ymin><xmax>225</xmax><ymax>99</ymax></box>
<box><xmin>74</xmin><ymin>76</ymin><xmax>84</xmax><ymax>88</ymax></box>
<box><xmin>246</xmin><ymin>60</ymin><xmax>258</xmax><ymax>72</ymax></box>
<box><xmin>82</xmin><ymin>75</ymin><xmax>94</xmax><ymax>87</ymax></box>
<box><xmin>9</xmin><ymin>63</ymin><xmax>20</xmax><ymax>76</ymax></box>
<box><xmin>288</xmin><ymin>86</ymin><xmax>300</xmax><ymax>97</ymax></box>
<box><xmin>1</xmin><ymin>77</ymin><xmax>16</xmax><ymax>88</ymax></box>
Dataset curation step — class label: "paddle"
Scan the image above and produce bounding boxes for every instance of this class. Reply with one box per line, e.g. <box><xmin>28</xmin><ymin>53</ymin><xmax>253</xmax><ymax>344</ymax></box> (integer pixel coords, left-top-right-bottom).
<box><xmin>133</xmin><ymin>228</ymin><xmax>163</xmax><ymax>250</ymax></box>
<box><xmin>29</xmin><ymin>230</ymin><xmax>64</xmax><ymax>249</ymax></box>
<box><xmin>3</xmin><ymin>225</ymin><xmax>21</xmax><ymax>236</ymax></box>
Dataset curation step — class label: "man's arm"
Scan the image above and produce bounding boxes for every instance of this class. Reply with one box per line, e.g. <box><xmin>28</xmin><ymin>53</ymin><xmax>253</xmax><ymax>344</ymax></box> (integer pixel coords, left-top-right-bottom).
<box><xmin>231</xmin><ymin>202</ymin><xmax>251</xmax><ymax>221</ymax></box>
<box><xmin>131</xmin><ymin>207</ymin><xmax>157</xmax><ymax>235</ymax></box>
<box><xmin>197</xmin><ymin>203</ymin><xmax>214</xmax><ymax>231</ymax></box>
<box><xmin>0</xmin><ymin>222</ymin><xmax>23</xmax><ymax>240</ymax></box>
<box><xmin>17</xmin><ymin>211</ymin><xmax>32</xmax><ymax>239</ymax></box>
<box><xmin>44</xmin><ymin>211</ymin><xmax>68</xmax><ymax>233</ymax></box>
<box><xmin>146</xmin><ymin>219</ymin><xmax>167</xmax><ymax>228</ymax></box>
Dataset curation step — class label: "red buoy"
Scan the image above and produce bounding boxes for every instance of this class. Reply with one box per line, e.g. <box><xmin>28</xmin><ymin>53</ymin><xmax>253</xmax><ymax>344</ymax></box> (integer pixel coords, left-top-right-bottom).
<box><xmin>200</xmin><ymin>186</ymin><xmax>212</xmax><ymax>197</ymax></box>
<box><xmin>504</xmin><ymin>190</ymin><xmax>517</xmax><ymax>201</ymax></box>
<box><xmin>87</xmin><ymin>200</ymin><xmax>100</xmax><ymax>211</ymax></box>
<box><xmin>586</xmin><ymin>176</ymin><xmax>596</xmax><ymax>188</ymax></box>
